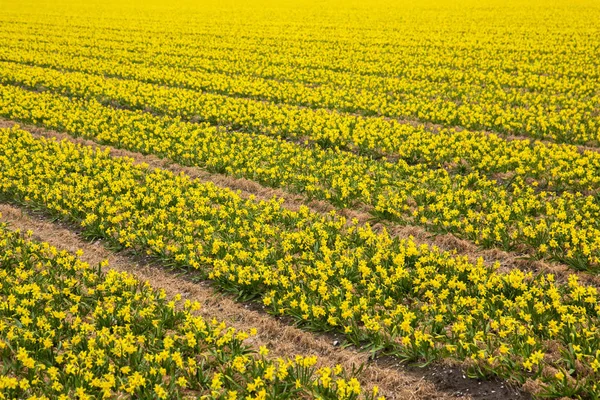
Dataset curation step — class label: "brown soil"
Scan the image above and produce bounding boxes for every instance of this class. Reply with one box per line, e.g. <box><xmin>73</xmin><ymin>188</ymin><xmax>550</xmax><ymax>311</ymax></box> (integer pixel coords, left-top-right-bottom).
<box><xmin>0</xmin><ymin>203</ymin><xmax>531</xmax><ymax>400</ymax></box>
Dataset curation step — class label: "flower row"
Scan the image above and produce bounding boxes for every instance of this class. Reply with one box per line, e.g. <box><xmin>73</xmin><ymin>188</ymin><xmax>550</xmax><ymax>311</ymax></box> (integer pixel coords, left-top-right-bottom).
<box><xmin>1</xmin><ymin>10</ymin><xmax>598</xmax><ymax>145</ymax></box>
<box><xmin>2</xmin><ymin>82</ymin><xmax>600</xmax><ymax>271</ymax></box>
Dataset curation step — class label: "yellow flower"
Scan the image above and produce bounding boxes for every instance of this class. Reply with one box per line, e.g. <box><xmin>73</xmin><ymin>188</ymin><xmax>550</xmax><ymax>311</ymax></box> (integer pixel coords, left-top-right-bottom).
<box><xmin>154</xmin><ymin>384</ymin><xmax>168</xmax><ymax>400</ymax></box>
<box><xmin>259</xmin><ymin>345</ymin><xmax>269</xmax><ymax>356</ymax></box>
<box><xmin>176</xmin><ymin>376</ymin><xmax>188</xmax><ymax>388</ymax></box>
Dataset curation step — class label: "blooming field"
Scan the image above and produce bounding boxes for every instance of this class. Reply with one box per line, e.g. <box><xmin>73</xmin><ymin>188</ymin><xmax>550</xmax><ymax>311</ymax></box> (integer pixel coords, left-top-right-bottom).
<box><xmin>1</xmin><ymin>0</ymin><xmax>600</xmax><ymax>398</ymax></box>
<box><xmin>0</xmin><ymin>222</ymin><xmax>375</xmax><ymax>399</ymax></box>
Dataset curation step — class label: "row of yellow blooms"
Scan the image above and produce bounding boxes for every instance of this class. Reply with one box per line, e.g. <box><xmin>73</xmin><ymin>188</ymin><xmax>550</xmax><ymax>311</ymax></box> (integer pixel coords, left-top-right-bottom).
<box><xmin>0</xmin><ymin>51</ymin><xmax>597</xmax><ymax>158</ymax></box>
<box><xmin>1</xmin><ymin>79</ymin><xmax>600</xmax><ymax>271</ymax></box>
<box><xmin>0</xmin><ymin>221</ymin><xmax>376</xmax><ymax>400</ymax></box>
<box><xmin>1</xmin><ymin>126</ymin><xmax>600</xmax><ymax>397</ymax></box>
<box><xmin>0</xmin><ymin>6</ymin><xmax>598</xmax><ymax>145</ymax></box>
<box><xmin>0</xmin><ymin>54</ymin><xmax>598</xmax><ymax>196</ymax></box>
